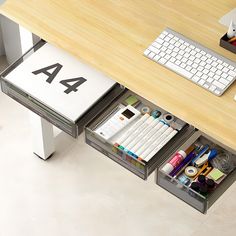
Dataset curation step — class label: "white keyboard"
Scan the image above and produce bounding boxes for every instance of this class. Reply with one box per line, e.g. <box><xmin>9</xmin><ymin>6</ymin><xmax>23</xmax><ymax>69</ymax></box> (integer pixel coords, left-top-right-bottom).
<box><xmin>144</xmin><ymin>28</ymin><xmax>236</xmax><ymax>96</ymax></box>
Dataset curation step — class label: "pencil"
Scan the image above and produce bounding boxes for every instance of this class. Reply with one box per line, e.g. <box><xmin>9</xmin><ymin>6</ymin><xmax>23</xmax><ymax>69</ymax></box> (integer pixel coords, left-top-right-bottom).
<box><xmin>228</xmin><ymin>36</ymin><xmax>236</xmax><ymax>43</ymax></box>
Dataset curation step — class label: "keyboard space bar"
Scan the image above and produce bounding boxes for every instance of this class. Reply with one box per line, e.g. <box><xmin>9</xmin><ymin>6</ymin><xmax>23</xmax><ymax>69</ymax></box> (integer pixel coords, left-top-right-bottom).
<box><xmin>165</xmin><ymin>61</ymin><xmax>193</xmax><ymax>79</ymax></box>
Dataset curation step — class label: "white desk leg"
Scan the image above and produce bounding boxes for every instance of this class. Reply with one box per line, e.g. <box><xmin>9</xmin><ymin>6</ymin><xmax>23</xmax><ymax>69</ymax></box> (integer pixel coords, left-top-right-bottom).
<box><xmin>1</xmin><ymin>16</ymin><xmax>55</xmax><ymax>159</ymax></box>
<box><xmin>29</xmin><ymin>112</ymin><xmax>55</xmax><ymax>160</ymax></box>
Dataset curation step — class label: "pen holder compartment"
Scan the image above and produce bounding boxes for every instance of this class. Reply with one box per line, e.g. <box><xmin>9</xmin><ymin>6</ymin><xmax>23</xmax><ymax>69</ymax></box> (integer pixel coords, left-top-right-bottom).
<box><xmin>156</xmin><ymin>130</ymin><xmax>236</xmax><ymax>213</ymax></box>
<box><xmin>85</xmin><ymin>89</ymin><xmax>194</xmax><ymax>180</ymax></box>
<box><xmin>219</xmin><ymin>33</ymin><xmax>236</xmax><ymax>54</ymax></box>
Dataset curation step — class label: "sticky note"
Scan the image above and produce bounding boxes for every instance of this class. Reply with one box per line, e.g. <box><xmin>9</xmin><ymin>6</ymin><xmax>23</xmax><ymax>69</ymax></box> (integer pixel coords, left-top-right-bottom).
<box><xmin>208</xmin><ymin>168</ymin><xmax>224</xmax><ymax>181</ymax></box>
<box><xmin>124</xmin><ymin>95</ymin><xmax>139</xmax><ymax>106</ymax></box>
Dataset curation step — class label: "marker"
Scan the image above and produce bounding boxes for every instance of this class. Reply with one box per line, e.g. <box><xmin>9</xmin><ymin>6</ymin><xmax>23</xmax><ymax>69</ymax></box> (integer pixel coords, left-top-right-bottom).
<box><xmin>138</xmin><ymin>126</ymin><xmax>172</xmax><ymax>160</ymax></box>
<box><xmin>124</xmin><ymin>117</ymin><xmax>159</xmax><ymax>151</ymax></box>
<box><xmin>132</xmin><ymin>122</ymin><xmax>167</xmax><ymax>157</ymax></box>
<box><xmin>143</xmin><ymin>129</ymin><xmax>178</xmax><ymax>162</ymax></box>
<box><xmin>129</xmin><ymin>120</ymin><xmax>164</xmax><ymax>154</ymax></box>
<box><xmin>113</xmin><ymin>113</ymin><xmax>149</xmax><ymax>146</ymax></box>
<box><xmin>119</xmin><ymin>115</ymin><xmax>155</xmax><ymax>149</ymax></box>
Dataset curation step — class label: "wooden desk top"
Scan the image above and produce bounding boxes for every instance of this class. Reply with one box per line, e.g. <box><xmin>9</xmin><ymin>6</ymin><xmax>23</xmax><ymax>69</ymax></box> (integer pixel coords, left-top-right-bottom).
<box><xmin>1</xmin><ymin>0</ymin><xmax>236</xmax><ymax>150</ymax></box>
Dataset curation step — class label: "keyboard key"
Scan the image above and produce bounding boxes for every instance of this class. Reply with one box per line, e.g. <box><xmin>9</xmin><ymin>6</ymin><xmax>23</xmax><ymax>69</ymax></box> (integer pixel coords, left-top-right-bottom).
<box><xmin>176</xmin><ymin>55</ymin><xmax>182</xmax><ymax>60</ymax></box>
<box><xmin>175</xmin><ymin>60</ymin><xmax>181</xmax><ymax>65</ymax></box>
<box><xmin>164</xmin><ymin>54</ymin><xmax>171</xmax><ymax>60</ymax></box>
<box><xmin>153</xmin><ymin>55</ymin><xmax>161</xmax><ymax>61</ymax></box>
<box><xmin>209</xmin><ymin>85</ymin><xmax>216</xmax><ymax>91</ymax></box>
<box><xmin>203</xmin><ymin>83</ymin><xmax>209</xmax><ymax>89</ymax></box>
<box><xmin>226</xmin><ymin>76</ymin><xmax>234</xmax><ymax>82</ymax></box>
<box><xmin>211</xmin><ymin>61</ymin><xmax>218</xmax><ymax>67</ymax></box>
<box><xmin>159</xmin><ymin>58</ymin><xmax>167</xmax><ymax>64</ymax></box>
<box><xmin>200</xmin><ymin>61</ymin><xmax>206</xmax><ymax>66</ymax></box>
<box><xmin>186</xmin><ymin>65</ymin><xmax>192</xmax><ymax>71</ymax></box>
<box><xmin>182</xmin><ymin>57</ymin><xmax>188</xmax><ymax>63</ymax></box>
<box><xmin>229</xmin><ymin>70</ymin><xmax>236</xmax><ymax>77</ymax></box>
<box><xmin>152</xmin><ymin>42</ymin><xmax>162</xmax><ymax>49</ymax></box>
<box><xmin>187</xmin><ymin>60</ymin><xmax>193</xmax><ymax>66</ymax></box>
<box><xmin>207</xmin><ymin>77</ymin><xmax>213</xmax><ymax>83</ymax></box>
<box><xmin>159</xmin><ymin>51</ymin><xmax>166</xmax><ymax>57</ymax></box>
<box><xmin>206</xmin><ymin>58</ymin><xmax>212</xmax><ymax>64</ymax></box>
<box><xmin>149</xmin><ymin>45</ymin><xmax>160</xmax><ymax>54</ymax></box>
<box><xmin>148</xmin><ymin>52</ymin><xmax>155</xmax><ymax>58</ymax></box>
<box><xmin>222</xmin><ymin>73</ymin><xmax>228</xmax><ymax>79</ymax></box>
<box><xmin>213</xmin><ymin>74</ymin><xmax>220</xmax><ymax>80</ymax></box>
<box><xmin>161</xmin><ymin>46</ymin><xmax>167</xmax><ymax>51</ymax></box>
<box><xmin>214</xmin><ymin>90</ymin><xmax>221</xmax><ymax>95</ymax></box>
<box><xmin>222</xmin><ymin>67</ymin><xmax>229</xmax><ymax>73</ymax></box>
<box><xmin>189</xmin><ymin>55</ymin><xmax>195</xmax><ymax>61</ymax></box>
<box><xmin>196</xmin><ymin>71</ymin><xmax>203</xmax><ymax>77</ymax></box>
<box><xmin>202</xmin><ymin>74</ymin><xmax>208</xmax><ymax>80</ymax></box>
<box><xmin>219</xmin><ymin>78</ymin><xmax>230</xmax><ymax>86</ymax></box>
<box><xmin>159</xmin><ymin>34</ymin><xmax>165</xmax><ymax>39</ymax></box>
<box><xmin>191</xmin><ymin>68</ymin><xmax>197</xmax><ymax>74</ymax></box>
<box><xmin>166</xmin><ymin>49</ymin><xmax>172</xmax><ymax>54</ymax></box>
<box><xmin>192</xmin><ymin>76</ymin><xmax>200</xmax><ymax>82</ymax></box>
<box><xmin>213</xmin><ymin>80</ymin><xmax>226</xmax><ymax>89</ymax></box>
<box><xmin>144</xmin><ymin>49</ymin><xmax>150</xmax><ymax>56</ymax></box>
<box><xmin>203</xmin><ymin>69</ymin><xmax>209</xmax><ymax>74</ymax></box>
<box><xmin>198</xmin><ymin>66</ymin><xmax>204</xmax><ymax>71</ymax></box>
<box><xmin>185</xmin><ymin>47</ymin><xmax>191</xmax><ymax>53</ymax></box>
<box><xmin>222</xmin><ymin>62</ymin><xmax>228</xmax><ymax>67</ymax></box>
<box><xmin>210</xmin><ymin>67</ymin><xmax>217</xmax><ymax>73</ymax></box>
<box><xmin>173</xmin><ymin>47</ymin><xmax>180</xmax><ymax>53</ymax></box>
<box><xmin>198</xmin><ymin>79</ymin><xmax>205</xmax><ymax>85</ymax></box>
<box><xmin>165</xmin><ymin>61</ymin><xmax>193</xmax><ymax>78</ymax></box>
<box><xmin>156</xmin><ymin>38</ymin><xmax>164</xmax><ymax>44</ymax></box>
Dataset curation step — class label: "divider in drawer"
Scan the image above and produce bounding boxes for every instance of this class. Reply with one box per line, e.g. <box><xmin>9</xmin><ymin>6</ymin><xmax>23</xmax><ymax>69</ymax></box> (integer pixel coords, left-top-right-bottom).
<box><xmin>85</xmin><ymin>89</ymin><xmax>195</xmax><ymax>179</ymax></box>
<box><xmin>156</xmin><ymin>131</ymin><xmax>236</xmax><ymax>213</ymax></box>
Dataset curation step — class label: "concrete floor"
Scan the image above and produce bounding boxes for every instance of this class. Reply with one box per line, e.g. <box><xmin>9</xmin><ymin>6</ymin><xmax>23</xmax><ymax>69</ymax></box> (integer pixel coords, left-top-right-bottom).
<box><xmin>0</xmin><ymin>58</ymin><xmax>236</xmax><ymax>236</ymax></box>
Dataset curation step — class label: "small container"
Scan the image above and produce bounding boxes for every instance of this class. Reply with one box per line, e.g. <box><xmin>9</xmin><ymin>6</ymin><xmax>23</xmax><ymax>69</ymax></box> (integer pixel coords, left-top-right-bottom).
<box><xmin>162</xmin><ymin>150</ymin><xmax>187</xmax><ymax>174</ymax></box>
<box><xmin>206</xmin><ymin>179</ymin><xmax>216</xmax><ymax>192</ymax></box>
<box><xmin>198</xmin><ymin>175</ymin><xmax>206</xmax><ymax>185</ymax></box>
<box><xmin>219</xmin><ymin>33</ymin><xmax>236</xmax><ymax>54</ymax></box>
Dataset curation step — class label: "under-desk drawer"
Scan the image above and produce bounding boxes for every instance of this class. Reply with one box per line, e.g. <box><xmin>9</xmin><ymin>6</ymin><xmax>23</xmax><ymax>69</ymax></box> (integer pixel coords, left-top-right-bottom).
<box><xmin>156</xmin><ymin>131</ymin><xmax>236</xmax><ymax>213</ymax></box>
<box><xmin>85</xmin><ymin>89</ymin><xmax>195</xmax><ymax>180</ymax></box>
<box><xmin>0</xmin><ymin>40</ymin><xmax>122</xmax><ymax>137</ymax></box>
